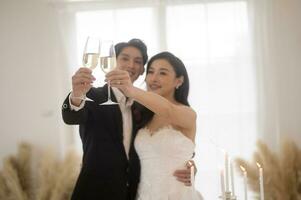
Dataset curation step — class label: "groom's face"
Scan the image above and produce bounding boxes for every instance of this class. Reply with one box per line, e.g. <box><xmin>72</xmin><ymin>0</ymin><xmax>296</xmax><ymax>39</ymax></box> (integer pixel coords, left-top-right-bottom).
<box><xmin>116</xmin><ymin>46</ymin><xmax>145</xmax><ymax>83</ymax></box>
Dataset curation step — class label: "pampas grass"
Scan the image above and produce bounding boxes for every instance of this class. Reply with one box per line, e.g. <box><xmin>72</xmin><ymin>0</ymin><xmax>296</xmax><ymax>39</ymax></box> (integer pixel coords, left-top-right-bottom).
<box><xmin>35</xmin><ymin>150</ymin><xmax>60</xmax><ymax>200</ymax></box>
<box><xmin>16</xmin><ymin>143</ymin><xmax>33</xmax><ymax>199</ymax></box>
<box><xmin>0</xmin><ymin>171</ymin><xmax>8</xmax><ymax>199</ymax></box>
<box><xmin>0</xmin><ymin>142</ymin><xmax>81</xmax><ymax>200</ymax></box>
<box><xmin>49</xmin><ymin>150</ymin><xmax>81</xmax><ymax>200</ymax></box>
<box><xmin>1</xmin><ymin>156</ymin><xmax>28</xmax><ymax>200</ymax></box>
<box><xmin>236</xmin><ymin>139</ymin><xmax>301</xmax><ymax>200</ymax></box>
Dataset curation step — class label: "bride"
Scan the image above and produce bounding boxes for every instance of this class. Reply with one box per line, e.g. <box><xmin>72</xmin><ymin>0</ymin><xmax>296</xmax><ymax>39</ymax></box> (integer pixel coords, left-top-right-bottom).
<box><xmin>107</xmin><ymin>51</ymin><xmax>202</xmax><ymax>200</ymax></box>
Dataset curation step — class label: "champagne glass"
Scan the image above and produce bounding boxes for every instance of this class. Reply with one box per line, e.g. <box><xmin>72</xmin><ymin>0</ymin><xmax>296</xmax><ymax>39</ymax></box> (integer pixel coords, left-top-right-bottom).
<box><xmin>99</xmin><ymin>40</ymin><xmax>118</xmax><ymax>105</ymax></box>
<box><xmin>77</xmin><ymin>36</ymin><xmax>100</xmax><ymax>102</ymax></box>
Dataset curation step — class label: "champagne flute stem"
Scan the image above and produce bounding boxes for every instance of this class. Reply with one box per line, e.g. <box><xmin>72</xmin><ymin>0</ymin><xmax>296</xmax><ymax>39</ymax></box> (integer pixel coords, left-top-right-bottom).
<box><xmin>107</xmin><ymin>80</ymin><xmax>111</xmax><ymax>101</ymax></box>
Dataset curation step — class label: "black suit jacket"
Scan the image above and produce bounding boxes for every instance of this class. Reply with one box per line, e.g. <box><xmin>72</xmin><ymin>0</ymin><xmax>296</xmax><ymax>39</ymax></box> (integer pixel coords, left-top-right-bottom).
<box><xmin>62</xmin><ymin>85</ymin><xmax>141</xmax><ymax>200</ymax></box>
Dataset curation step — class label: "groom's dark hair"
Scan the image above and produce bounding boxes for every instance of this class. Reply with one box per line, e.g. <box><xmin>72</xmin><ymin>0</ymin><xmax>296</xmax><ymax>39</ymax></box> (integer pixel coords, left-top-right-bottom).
<box><xmin>115</xmin><ymin>38</ymin><xmax>148</xmax><ymax>65</ymax></box>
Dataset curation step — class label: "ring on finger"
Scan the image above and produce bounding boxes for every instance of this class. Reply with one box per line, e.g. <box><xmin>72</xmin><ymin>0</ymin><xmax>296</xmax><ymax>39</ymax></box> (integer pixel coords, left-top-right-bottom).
<box><xmin>187</xmin><ymin>160</ymin><xmax>193</xmax><ymax>167</ymax></box>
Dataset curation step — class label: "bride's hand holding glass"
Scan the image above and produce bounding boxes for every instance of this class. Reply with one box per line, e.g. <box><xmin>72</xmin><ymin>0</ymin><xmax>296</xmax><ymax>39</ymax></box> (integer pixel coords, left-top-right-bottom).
<box><xmin>106</xmin><ymin>69</ymin><xmax>134</xmax><ymax>98</ymax></box>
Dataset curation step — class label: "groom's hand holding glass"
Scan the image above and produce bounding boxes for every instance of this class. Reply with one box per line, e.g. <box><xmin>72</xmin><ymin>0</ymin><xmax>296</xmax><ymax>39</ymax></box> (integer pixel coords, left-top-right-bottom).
<box><xmin>70</xmin><ymin>36</ymin><xmax>100</xmax><ymax>106</ymax></box>
<box><xmin>70</xmin><ymin>68</ymin><xmax>96</xmax><ymax>106</ymax></box>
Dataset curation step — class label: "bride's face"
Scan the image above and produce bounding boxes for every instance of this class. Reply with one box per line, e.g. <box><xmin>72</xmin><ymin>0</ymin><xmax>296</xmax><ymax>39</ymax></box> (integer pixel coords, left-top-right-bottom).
<box><xmin>146</xmin><ymin>59</ymin><xmax>181</xmax><ymax>98</ymax></box>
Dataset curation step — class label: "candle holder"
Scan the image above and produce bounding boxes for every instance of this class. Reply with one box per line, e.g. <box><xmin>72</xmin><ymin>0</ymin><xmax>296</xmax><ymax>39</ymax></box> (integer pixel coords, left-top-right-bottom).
<box><xmin>219</xmin><ymin>191</ymin><xmax>237</xmax><ymax>200</ymax></box>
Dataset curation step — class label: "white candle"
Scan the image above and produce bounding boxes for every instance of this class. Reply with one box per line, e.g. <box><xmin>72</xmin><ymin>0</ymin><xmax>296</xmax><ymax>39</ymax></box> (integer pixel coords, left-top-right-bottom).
<box><xmin>257</xmin><ymin>163</ymin><xmax>264</xmax><ymax>200</ymax></box>
<box><xmin>225</xmin><ymin>152</ymin><xmax>229</xmax><ymax>192</ymax></box>
<box><xmin>220</xmin><ymin>169</ymin><xmax>226</xmax><ymax>200</ymax></box>
<box><xmin>240</xmin><ymin>166</ymin><xmax>248</xmax><ymax>200</ymax></box>
<box><xmin>191</xmin><ymin>165</ymin><xmax>195</xmax><ymax>188</ymax></box>
<box><xmin>230</xmin><ymin>159</ymin><xmax>235</xmax><ymax>196</ymax></box>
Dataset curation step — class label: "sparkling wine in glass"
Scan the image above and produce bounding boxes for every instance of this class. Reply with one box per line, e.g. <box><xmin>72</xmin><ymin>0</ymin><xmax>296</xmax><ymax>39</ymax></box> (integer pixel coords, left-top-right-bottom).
<box><xmin>83</xmin><ymin>52</ymin><xmax>99</xmax><ymax>70</ymax></box>
<box><xmin>99</xmin><ymin>40</ymin><xmax>118</xmax><ymax>105</ymax></box>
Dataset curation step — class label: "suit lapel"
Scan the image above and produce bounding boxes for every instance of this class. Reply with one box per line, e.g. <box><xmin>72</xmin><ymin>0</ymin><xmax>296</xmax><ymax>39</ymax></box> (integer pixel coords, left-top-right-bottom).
<box><xmin>129</xmin><ymin>104</ymin><xmax>139</xmax><ymax>158</ymax></box>
<box><xmin>109</xmin><ymin>88</ymin><xmax>129</xmax><ymax>162</ymax></box>
<box><xmin>89</xmin><ymin>85</ymin><xmax>128</xmax><ymax>161</ymax></box>
<box><xmin>95</xmin><ymin>85</ymin><xmax>131</xmax><ymax>161</ymax></box>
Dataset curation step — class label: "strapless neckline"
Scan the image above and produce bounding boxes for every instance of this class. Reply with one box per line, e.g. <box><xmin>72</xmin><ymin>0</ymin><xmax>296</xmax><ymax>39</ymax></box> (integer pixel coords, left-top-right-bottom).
<box><xmin>139</xmin><ymin>125</ymin><xmax>195</xmax><ymax>146</ymax></box>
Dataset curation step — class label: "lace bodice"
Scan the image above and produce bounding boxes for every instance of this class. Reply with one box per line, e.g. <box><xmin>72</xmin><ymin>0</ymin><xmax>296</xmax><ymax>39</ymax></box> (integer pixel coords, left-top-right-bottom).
<box><xmin>134</xmin><ymin>126</ymin><xmax>202</xmax><ymax>200</ymax></box>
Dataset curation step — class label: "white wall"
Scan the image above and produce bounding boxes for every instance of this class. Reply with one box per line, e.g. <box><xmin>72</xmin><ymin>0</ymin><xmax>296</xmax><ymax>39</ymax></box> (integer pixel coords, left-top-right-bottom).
<box><xmin>0</xmin><ymin>0</ymin><xmax>73</xmax><ymax>166</ymax></box>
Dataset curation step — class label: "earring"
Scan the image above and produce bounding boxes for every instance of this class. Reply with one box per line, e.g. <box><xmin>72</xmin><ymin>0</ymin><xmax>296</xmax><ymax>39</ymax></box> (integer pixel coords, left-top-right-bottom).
<box><xmin>176</xmin><ymin>84</ymin><xmax>180</xmax><ymax>89</ymax></box>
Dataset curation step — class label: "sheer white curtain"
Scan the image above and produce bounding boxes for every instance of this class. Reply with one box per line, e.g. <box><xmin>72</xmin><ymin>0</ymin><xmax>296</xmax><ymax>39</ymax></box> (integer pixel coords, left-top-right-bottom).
<box><xmin>165</xmin><ymin>1</ymin><xmax>257</xmax><ymax>199</ymax></box>
<box><xmin>55</xmin><ymin>0</ymin><xmax>258</xmax><ymax>199</ymax></box>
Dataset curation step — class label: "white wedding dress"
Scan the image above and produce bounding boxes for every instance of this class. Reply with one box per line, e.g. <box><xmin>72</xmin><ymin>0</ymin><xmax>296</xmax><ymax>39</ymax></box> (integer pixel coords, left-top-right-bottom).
<box><xmin>135</xmin><ymin>126</ymin><xmax>203</xmax><ymax>200</ymax></box>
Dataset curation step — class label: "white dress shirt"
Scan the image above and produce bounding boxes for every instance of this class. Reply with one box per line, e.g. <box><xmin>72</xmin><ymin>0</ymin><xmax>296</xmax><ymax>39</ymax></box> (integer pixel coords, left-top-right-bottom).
<box><xmin>69</xmin><ymin>88</ymin><xmax>134</xmax><ymax>159</ymax></box>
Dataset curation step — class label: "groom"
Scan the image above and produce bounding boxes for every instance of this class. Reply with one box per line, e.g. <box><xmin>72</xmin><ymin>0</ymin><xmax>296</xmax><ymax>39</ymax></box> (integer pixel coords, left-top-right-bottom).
<box><xmin>62</xmin><ymin>39</ymin><xmax>193</xmax><ymax>200</ymax></box>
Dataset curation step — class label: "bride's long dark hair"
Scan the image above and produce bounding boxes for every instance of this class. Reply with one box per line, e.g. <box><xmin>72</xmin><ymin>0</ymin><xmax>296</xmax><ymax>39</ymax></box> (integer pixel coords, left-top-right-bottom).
<box><xmin>135</xmin><ymin>51</ymin><xmax>190</xmax><ymax>128</ymax></box>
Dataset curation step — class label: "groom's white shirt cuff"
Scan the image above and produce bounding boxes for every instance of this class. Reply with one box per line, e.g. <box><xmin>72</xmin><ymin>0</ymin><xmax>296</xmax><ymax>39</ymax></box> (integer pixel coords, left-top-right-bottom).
<box><xmin>69</xmin><ymin>92</ymin><xmax>85</xmax><ymax>111</ymax></box>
